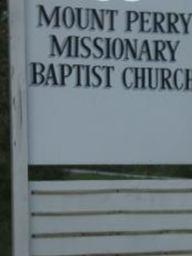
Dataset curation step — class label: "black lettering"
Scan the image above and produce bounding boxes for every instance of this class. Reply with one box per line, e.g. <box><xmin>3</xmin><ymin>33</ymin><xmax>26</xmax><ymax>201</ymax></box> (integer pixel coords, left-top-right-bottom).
<box><xmin>138</xmin><ymin>40</ymin><xmax>152</xmax><ymax>61</ymax></box>
<box><xmin>154</xmin><ymin>40</ymin><xmax>167</xmax><ymax>61</ymax></box>
<box><xmin>173</xmin><ymin>69</ymin><xmax>184</xmax><ymax>90</ymax></box>
<box><xmin>140</xmin><ymin>12</ymin><xmax>151</xmax><ymax>33</ymax></box>
<box><xmin>167</xmin><ymin>41</ymin><xmax>180</xmax><ymax>62</ymax></box>
<box><xmin>62</xmin><ymin>7</ymin><xmax>75</xmax><ymax>28</ymax></box>
<box><xmin>93</xmin><ymin>37</ymin><xmax>104</xmax><ymax>59</ymax></box>
<box><xmin>185</xmin><ymin>69</ymin><xmax>192</xmax><ymax>91</ymax></box>
<box><xmin>167</xmin><ymin>13</ymin><xmax>180</xmax><ymax>34</ymax></box>
<box><xmin>45</xmin><ymin>64</ymin><xmax>58</xmax><ymax>86</ymax></box>
<box><xmin>148</xmin><ymin>67</ymin><xmax>159</xmax><ymax>90</ymax></box>
<box><xmin>76</xmin><ymin>8</ymin><xmax>89</xmax><ymax>30</ymax></box>
<box><xmin>126</xmin><ymin>11</ymin><xmax>139</xmax><ymax>32</ymax></box>
<box><xmin>104</xmin><ymin>66</ymin><xmax>114</xmax><ymax>88</ymax></box>
<box><xmin>180</xmin><ymin>13</ymin><xmax>192</xmax><ymax>34</ymax></box>
<box><xmin>122</xmin><ymin>67</ymin><xmax>133</xmax><ymax>89</ymax></box>
<box><xmin>30</xmin><ymin>62</ymin><xmax>45</xmax><ymax>85</ymax></box>
<box><xmin>107</xmin><ymin>10</ymin><xmax>118</xmax><ymax>31</ymax></box>
<box><xmin>80</xmin><ymin>37</ymin><xmax>91</xmax><ymax>58</ymax></box>
<box><xmin>112</xmin><ymin>38</ymin><xmax>124</xmax><ymax>60</ymax></box>
<box><xmin>153</xmin><ymin>12</ymin><xmax>165</xmax><ymax>33</ymax></box>
<box><xmin>92</xmin><ymin>66</ymin><xmax>103</xmax><ymax>87</ymax></box>
<box><xmin>160</xmin><ymin>68</ymin><xmax>173</xmax><ymax>90</ymax></box>
<box><xmin>60</xmin><ymin>64</ymin><xmax>72</xmax><ymax>86</ymax></box>
<box><xmin>38</xmin><ymin>5</ymin><xmax>60</xmax><ymax>28</ymax></box>
<box><xmin>49</xmin><ymin>35</ymin><xmax>73</xmax><ymax>57</ymax></box>
<box><xmin>90</xmin><ymin>9</ymin><xmax>105</xmax><ymax>30</ymax></box>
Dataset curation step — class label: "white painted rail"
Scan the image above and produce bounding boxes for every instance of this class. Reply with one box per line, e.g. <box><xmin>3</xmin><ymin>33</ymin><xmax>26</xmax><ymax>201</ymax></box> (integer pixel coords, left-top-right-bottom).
<box><xmin>30</xmin><ymin>180</ymin><xmax>192</xmax><ymax>256</ymax></box>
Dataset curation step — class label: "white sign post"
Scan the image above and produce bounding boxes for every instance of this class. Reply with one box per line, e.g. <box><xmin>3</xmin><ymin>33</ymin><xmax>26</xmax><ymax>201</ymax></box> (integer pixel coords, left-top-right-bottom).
<box><xmin>9</xmin><ymin>0</ymin><xmax>30</xmax><ymax>255</ymax></box>
<box><xmin>9</xmin><ymin>0</ymin><xmax>192</xmax><ymax>256</ymax></box>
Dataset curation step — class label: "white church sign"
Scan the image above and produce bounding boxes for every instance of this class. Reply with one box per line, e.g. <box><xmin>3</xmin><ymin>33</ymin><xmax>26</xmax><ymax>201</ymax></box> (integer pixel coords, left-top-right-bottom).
<box><xmin>9</xmin><ymin>1</ymin><xmax>192</xmax><ymax>256</ymax></box>
<box><xmin>26</xmin><ymin>0</ymin><xmax>192</xmax><ymax>164</ymax></box>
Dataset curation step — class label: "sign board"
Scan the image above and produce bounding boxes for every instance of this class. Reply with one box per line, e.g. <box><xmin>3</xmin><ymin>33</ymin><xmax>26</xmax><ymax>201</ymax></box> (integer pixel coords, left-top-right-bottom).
<box><xmin>8</xmin><ymin>1</ymin><xmax>192</xmax><ymax>256</ymax></box>
<box><xmin>27</xmin><ymin>0</ymin><xmax>192</xmax><ymax>165</ymax></box>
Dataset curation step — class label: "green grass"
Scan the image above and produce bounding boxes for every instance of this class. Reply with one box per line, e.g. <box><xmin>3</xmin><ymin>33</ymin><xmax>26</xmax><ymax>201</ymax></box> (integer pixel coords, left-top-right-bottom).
<box><xmin>29</xmin><ymin>165</ymin><xmax>192</xmax><ymax>180</ymax></box>
<box><xmin>0</xmin><ymin>3</ymin><xmax>11</xmax><ymax>254</ymax></box>
<box><xmin>0</xmin><ymin>163</ymin><xmax>11</xmax><ymax>256</ymax></box>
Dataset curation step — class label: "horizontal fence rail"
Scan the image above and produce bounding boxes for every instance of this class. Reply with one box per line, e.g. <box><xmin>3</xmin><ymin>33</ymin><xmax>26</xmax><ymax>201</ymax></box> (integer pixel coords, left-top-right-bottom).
<box><xmin>30</xmin><ymin>180</ymin><xmax>192</xmax><ymax>256</ymax></box>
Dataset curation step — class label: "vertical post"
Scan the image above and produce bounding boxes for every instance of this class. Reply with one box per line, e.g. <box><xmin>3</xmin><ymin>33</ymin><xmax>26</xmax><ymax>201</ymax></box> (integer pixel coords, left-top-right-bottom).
<box><xmin>8</xmin><ymin>0</ymin><xmax>30</xmax><ymax>255</ymax></box>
